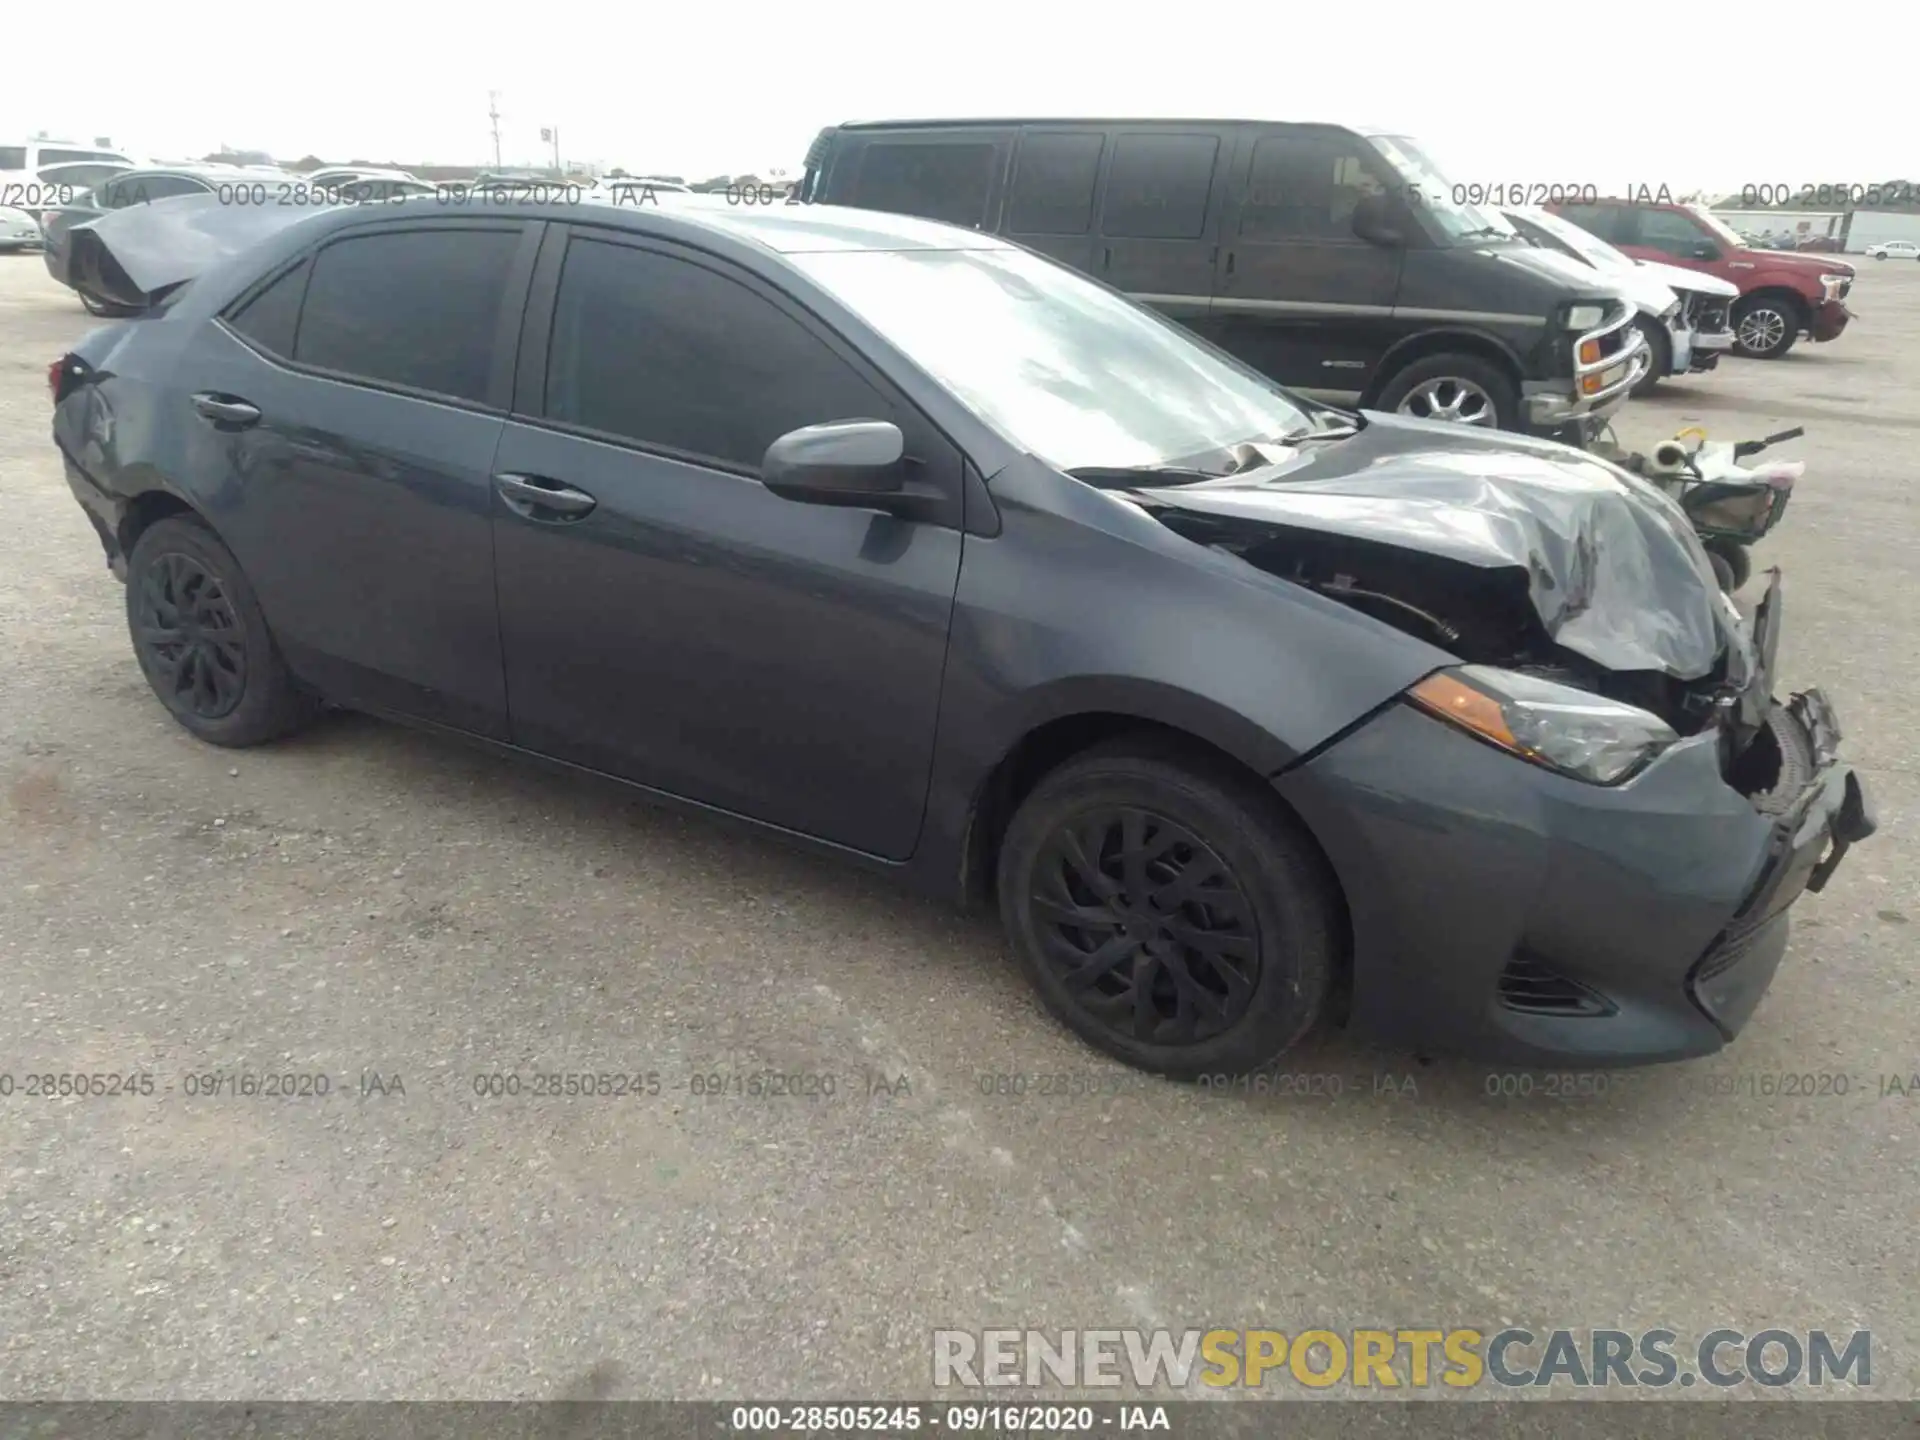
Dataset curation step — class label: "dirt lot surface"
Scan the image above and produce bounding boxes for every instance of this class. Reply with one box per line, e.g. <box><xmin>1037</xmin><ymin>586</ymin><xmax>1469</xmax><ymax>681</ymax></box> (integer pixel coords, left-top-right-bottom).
<box><xmin>1</xmin><ymin>252</ymin><xmax>1914</xmax><ymax>1402</ymax></box>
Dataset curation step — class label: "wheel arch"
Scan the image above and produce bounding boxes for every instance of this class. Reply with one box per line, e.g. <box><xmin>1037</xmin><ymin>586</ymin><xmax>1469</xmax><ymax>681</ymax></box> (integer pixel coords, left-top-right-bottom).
<box><xmin>117</xmin><ymin>486</ymin><xmax>207</xmax><ymax>563</ymax></box>
<box><xmin>957</xmin><ymin>709</ymin><xmax>1356</xmax><ymax>1018</ymax></box>
<box><xmin>1738</xmin><ymin>285</ymin><xmax>1811</xmax><ymax>328</ymax></box>
<box><xmin>1361</xmin><ymin>328</ymin><xmax>1524</xmax><ymax>408</ymax></box>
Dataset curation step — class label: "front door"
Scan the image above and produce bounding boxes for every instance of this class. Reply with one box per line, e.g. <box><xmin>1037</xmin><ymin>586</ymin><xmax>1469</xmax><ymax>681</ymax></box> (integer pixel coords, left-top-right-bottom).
<box><xmin>1207</xmin><ymin>129</ymin><xmax>1406</xmax><ymax>394</ymax></box>
<box><xmin>489</xmin><ymin>229</ymin><xmax>964</xmax><ymax>859</ymax></box>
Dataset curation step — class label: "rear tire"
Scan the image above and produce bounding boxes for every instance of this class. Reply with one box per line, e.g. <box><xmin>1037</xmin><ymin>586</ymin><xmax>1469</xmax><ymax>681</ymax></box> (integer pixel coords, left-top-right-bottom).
<box><xmin>996</xmin><ymin>740</ymin><xmax>1339</xmax><ymax>1079</ymax></box>
<box><xmin>1732</xmin><ymin>295</ymin><xmax>1801</xmax><ymax>359</ymax></box>
<box><xmin>125</xmin><ymin>515</ymin><xmax>318</xmax><ymax>747</ymax></box>
<box><xmin>1374</xmin><ymin>353</ymin><xmax>1519</xmax><ymax>431</ymax></box>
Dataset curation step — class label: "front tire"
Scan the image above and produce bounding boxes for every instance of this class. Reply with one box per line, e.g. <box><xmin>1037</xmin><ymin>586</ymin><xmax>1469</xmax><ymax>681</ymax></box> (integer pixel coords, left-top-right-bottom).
<box><xmin>996</xmin><ymin>741</ymin><xmax>1339</xmax><ymax>1078</ymax></box>
<box><xmin>1732</xmin><ymin>295</ymin><xmax>1801</xmax><ymax>359</ymax></box>
<box><xmin>1630</xmin><ymin>318</ymin><xmax>1671</xmax><ymax>398</ymax></box>
<box><xmin>1374</xmin><ymin>353</ymin><xmax>1519</xmax><ymax>431</ymax></box>
<box><xmin>1704</xmin><ymin>539</ymin><xmax>1752</xmax><ymax>593</ymax></box>
<box><xmin>125</xmin><ymin>515</ymin><xmax>318</xmax><ymax>746</ymax></box>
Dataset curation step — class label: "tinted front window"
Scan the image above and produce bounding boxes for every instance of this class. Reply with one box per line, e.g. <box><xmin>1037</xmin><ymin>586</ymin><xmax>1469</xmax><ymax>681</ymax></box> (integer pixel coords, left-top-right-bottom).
<box><xmin>788</xmin><ymin>244</ymin><xmax>1311</xmax><ymax>472</ymax></box>
<box><xmin>849</xmin><ymin>142</ymin><xmax>996</xmax><ymax>228</ymax></box>
<box><xmin>1006</xmin><ymin>131</ymin><xmax>1104</xmax><ymax>236</ymax></box>
<box><xmin>225</xmin><ymin>260</ymin><xmax>311</xmax><ymax>357</ymax></box>
<box><xmin>294</xmin><ymin>228</ymin><xmax>522</xmax><ymax>403</ymax></box>
<box><xmin>1238</xmin><ymin>134</ymin><xmax>1385</xmax><ymax>242</ymax></box>
<box><xmin>544</xmin><ymin>238</ymin><xmax>893</xmax><ymax>468</ymax></box>
<box><xmin>1633</xmin><ymin>207</ymin><xmax>1711</xmax><ymax>255</ymax></box>
<box><xmin>1100</xmin><ymin>133</ymin><xmax>1218</xmax><ymax>239</ymax></box>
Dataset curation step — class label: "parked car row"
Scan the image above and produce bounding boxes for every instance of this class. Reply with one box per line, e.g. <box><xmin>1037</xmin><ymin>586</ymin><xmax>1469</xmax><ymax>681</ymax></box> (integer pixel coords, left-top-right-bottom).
<box><xmin>42</xmin><ymin>164</ymin><xmax>1874</xmax><ymax>1076</ymax></box>
<box><xmin>793</xmin><ymin>119</ymin><xmax>1856</xmax><ymax>446</ymax></box>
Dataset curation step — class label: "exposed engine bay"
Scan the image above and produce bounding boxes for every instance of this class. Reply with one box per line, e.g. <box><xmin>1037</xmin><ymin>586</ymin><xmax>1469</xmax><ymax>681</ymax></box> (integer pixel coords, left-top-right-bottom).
<box><xmin>1115</xmin><ymin>412</ymin><xmax>1782</xmax><ymax>778</ymax></box>
<box><xmin>1154</xmin><ymin>509</ymin><xmax>1730</xmax><ymax>737</ymax></box>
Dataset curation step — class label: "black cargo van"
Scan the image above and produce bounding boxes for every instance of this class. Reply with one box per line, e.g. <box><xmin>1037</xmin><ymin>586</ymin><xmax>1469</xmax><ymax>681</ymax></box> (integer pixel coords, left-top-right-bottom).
<box><xmin>799</xmin><ymin>119</ymin><xmax>1646</xmax><ymax>442</ymax></box>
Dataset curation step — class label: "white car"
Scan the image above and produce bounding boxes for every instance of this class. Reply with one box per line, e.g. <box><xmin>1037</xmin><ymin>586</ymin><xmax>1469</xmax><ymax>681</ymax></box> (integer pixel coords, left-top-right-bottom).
<box><xmin>1505</xmin><ymin>206</ymin><xmax>1740</xmax><ymax>395</ymax></box>
<box><xmin>1864</xmin><ymin>240</ymin><xmax>1920</xmax><ymax>260</ymax></box>
<box><xmin>0</xmin><ymin>203</ymin><xmax>41</xmax><ymax>250</ymax></box>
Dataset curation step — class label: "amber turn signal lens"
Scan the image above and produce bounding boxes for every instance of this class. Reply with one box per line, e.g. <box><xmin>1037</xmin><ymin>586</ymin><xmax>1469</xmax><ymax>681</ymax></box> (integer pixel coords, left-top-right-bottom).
<box><xmin>1408</xmin><ymin>672</ymin><xmax>1519</xmax><ymax>750</ymax></box>
<box><xmin>1577</xmin><ymin>339</ymin><xmax>1602</xmax><ymax>365</ymax></box>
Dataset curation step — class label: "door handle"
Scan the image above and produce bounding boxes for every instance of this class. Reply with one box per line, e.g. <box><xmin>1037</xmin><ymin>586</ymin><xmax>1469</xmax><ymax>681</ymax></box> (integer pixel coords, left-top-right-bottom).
<box><xmin>1224</xmin><ymin>250</ymin><xmax>1236</xmax><ymax>277</ymax></box>
<box><xmin>495</xmin><ymin>472</ymin><xmax>597</xmax><ymax>521</ymax></box>
<box><xmin>1101</xmin><ymin>246</ymin><xmax>1112</xmax><ymax>271</ymax></box>
<box><xmin>191</xmin><ymin>392</ymin><xmax>261</xmax><ymax>427</ymax></box>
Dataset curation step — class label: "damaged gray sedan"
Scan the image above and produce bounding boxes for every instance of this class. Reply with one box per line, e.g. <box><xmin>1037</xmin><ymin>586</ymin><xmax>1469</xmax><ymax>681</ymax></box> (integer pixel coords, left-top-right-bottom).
<box><xmin>50</xmin><ymin>195</ymin><xmax>1874</xmax><ymax>1075</ymax></box>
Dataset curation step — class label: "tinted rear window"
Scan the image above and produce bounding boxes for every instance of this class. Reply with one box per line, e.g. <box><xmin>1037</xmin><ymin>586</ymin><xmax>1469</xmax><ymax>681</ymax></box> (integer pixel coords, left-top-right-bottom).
<box><xmin>1099</xmin><ymin>133</ymin><xmax>1219</xmax><ymax>239</ymax></box>
<box><xmin>42</xmin><ymin>147</ymin><xmax>123</xmax><ymax>165</ymax></box>
<box><xmin>225</xmin><ymin>259</ymin><xmax>312</xmax><ymax>357</ymax></box>
<box><xmin>849</xmin><ymin>141</ymin><xmax>997</xmax><ymax>228</ymax></box>
<box><xmin>0</xmin><ymin>147</ymin><xmax>26</xmax><ymax>170</ymax></box>
<box><xmin>293</xmin><ymin>228</ymin><xmax>522</xmax><ymax>404</ymax></box>
<box><xmin>1006</xmin><ymin>132</ymin><xmax>1105</xmax><ymax>236</ymax></box>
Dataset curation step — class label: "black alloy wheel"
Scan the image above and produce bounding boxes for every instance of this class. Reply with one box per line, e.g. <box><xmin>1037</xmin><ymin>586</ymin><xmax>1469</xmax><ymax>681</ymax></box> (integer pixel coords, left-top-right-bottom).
<box><xmin>1028</xmin><ymin>807</ymin><xmax>1259</xmax><ymax>1047</ymax></box>
<box><xmin>125</xmin><ymin>515</ymin><xmax>318</xmax><ymax>745</ymax></box>
<box><xmin>134</xmin><ymin>552</ymin><xmax>248</xmax><ymax>718</ymax></box>
<box><xmin>997</xmin><ymin>743</ymin><xmax>1338</xmax><ymax>1077</ymax></box>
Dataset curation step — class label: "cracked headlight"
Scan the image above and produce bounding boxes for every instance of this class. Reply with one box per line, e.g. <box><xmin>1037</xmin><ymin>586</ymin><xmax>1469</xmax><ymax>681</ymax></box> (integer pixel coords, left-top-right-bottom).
<box><xmin>1408</xmin><ymin>666</ymin><xmax>1679</xmax><ymax>785</ymax></box>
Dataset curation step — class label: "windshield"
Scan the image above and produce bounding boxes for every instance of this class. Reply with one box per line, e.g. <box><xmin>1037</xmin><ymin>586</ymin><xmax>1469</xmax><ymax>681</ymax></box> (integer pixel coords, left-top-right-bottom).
<box><xmin>1509</xmin><ymin>207</ymin><xmax>1626</xmax><ymax>270</ymax></box>
<box><xmin>1366</xmin><ymin>135</ymin><xmax>1517</xmax><ymax>245</ymax></box>
<box><xmin>1686</xmin><ymin>204</ymin><xmax>1747</xmax><ymax>249</ymax></box>
<box><xmin>785</xmin><ymin>244</ymin><xmax>1314</xmax><ymax>473</ymax></box>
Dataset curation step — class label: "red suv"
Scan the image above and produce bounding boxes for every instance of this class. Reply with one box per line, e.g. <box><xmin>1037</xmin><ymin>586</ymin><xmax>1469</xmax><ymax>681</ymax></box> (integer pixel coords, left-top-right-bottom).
<box><xmin>1547</xmin><ymin>198</ymin><xmax>1853</xmax><ymax>359</ymax></box>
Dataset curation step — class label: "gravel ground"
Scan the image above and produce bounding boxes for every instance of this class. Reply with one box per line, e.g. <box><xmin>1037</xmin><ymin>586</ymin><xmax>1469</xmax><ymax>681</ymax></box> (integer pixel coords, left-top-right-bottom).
<box><xmin>0</xmin><ymin>251</ymin><xmax>1914</xmax><ymax>1403</ymax></box>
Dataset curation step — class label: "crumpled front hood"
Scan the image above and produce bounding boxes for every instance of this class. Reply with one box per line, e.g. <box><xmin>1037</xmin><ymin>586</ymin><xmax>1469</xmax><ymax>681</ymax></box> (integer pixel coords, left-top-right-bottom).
<box><xmin>1126</xmin><ymin>413</ymin><xmax>1730</xmax><ymax>680</ymax></box>
<box><xmin>67</xmin><ymin>193</ymin><xmax>322</xmax><ymax>306</ymax></box>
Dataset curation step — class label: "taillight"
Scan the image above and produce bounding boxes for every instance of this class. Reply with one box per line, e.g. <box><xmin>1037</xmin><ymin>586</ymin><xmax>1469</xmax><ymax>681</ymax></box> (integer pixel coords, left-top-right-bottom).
<box><xmin>48</xmin><ymin>358</ymin><xmax>65</xmax><ymax>403</ymax></box>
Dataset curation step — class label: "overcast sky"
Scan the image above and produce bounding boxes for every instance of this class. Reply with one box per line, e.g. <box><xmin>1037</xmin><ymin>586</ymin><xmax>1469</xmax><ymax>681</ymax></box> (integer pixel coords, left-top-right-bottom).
<box><xmin>8</xmin><ymin>0</ymin><xmax>1897</xmax><ymax>190</ymax></box>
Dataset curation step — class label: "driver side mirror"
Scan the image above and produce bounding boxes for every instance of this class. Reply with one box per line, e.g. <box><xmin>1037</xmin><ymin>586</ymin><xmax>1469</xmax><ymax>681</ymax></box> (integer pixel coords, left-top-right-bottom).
<box><xmin>1350</xmin><ymin>192</ymin><xmax>1407</xmax><ymax>247</ymax></box>
<box><xmin>761</xmin><ymin>420</ymin><xmax>906</xmax><ymax>509</ymax></box>
<box><xmin>1687</xmin><ymin>241</ymin><xmax>1721</xmax><ymax>261</ymax></box>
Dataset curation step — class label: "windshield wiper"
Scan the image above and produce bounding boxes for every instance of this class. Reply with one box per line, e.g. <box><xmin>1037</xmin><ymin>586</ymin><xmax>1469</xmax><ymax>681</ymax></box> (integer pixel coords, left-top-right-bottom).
<box><xmin>1064</xmin><ymin>463</ymin><xmax>1224</xmax><ymax>487</ymax></box>
<box><xmin>1454</xmin><ymin>225</ymin><xmax>1514</xmax><ymax>242</ymax></box>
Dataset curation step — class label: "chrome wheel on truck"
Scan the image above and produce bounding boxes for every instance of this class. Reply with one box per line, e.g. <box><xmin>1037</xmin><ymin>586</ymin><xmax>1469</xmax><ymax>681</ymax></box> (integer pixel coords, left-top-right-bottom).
<box><xmin>1733</xmin><ymin>299</ymin><xmax>1798</xmax><ymax>359</ymax></box>
<box><xmin>1374</xmin><ymin>353</ymin><xmax>1518</xmax><ymax>430</ymax></box>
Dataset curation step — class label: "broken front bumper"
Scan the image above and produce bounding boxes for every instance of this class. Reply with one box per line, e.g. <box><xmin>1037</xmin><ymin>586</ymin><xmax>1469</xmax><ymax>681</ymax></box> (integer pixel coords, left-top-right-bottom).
<box><xmin>1274</xmin><ymin>660</ymin><xmax>1872</xmax><ymax>1066</ymax></box>
<box><xmin>1690</xmin><ymin>688</ymin><xmax>1874</xmax><ymax>1036</ymax></box>
<box><xmin>1522</xmin><ymin>313</ymin><xmax>1650</xmax><ymax>434</ymax></box>
<box><xmin>1810</xmin><ymin>299</ymin><xmax>1852</xmax><ymax>343</ymax></box>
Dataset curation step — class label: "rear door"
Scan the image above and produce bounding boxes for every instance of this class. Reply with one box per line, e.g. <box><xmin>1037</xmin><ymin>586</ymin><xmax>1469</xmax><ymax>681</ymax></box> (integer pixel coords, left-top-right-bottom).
<box><xmin>1207</xmin><ymin>127</ymin><xmax>1406</xmax><ymax>391</ymax></box>
<box><xmin>195</xmin><ymin>219</ymin><xmax>540</xmax><ymax>736</ymax></box>
<box><xmin>487</xmin><ymin>225</ymin><xmax>966</xmax><ymax>859</ymax></box>
<box><xmin>1090</xmin><ymin>125</ymin><xmax>1235</xmax><ymax>324</ymax></box>
<box><xmin>1000</xmin><ymin>128</ymin><xmax>1108</xmax><ymax>273</ymax></box>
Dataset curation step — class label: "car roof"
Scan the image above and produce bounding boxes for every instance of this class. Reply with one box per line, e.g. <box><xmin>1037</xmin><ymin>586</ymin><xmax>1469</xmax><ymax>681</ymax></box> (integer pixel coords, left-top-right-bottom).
<box><xmin>823</xmin><ymin>115</ymin><xmax>1387</xmax><ymax>136</ymax></box>
<box><xmin>116</xmin><ymin>164</ymin><xmax>290</xmax><ymax>181</ymax></box>
<box><xmin>292</xmin><ymin>191</ymin><xmax>1010</xmax><ymax>254</ymax></box>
